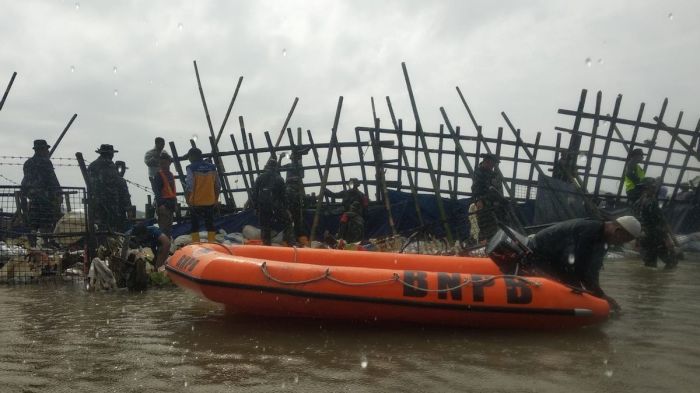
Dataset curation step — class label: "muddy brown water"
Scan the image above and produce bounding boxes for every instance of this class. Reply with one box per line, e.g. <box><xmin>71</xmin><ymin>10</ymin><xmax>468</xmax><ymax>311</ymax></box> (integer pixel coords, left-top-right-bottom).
<box><xmin>1</xmin><ymin>257</ymin><xmax>699</xmax><ymax>393</ymax></box>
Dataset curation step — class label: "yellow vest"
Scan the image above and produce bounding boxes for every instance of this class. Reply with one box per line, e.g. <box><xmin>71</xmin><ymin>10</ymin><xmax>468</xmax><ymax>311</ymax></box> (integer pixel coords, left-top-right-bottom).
<box><xmin>624</xmin><ymin>165</ymin><xmax>645</xmax><ymax>192</ymax></box>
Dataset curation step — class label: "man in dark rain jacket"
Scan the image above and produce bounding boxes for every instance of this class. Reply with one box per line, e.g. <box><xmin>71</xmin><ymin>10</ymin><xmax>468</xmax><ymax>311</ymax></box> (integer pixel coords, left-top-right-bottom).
<box><xmin>87</xmin><ymin>144</ymin><xmax>130</xmax><ymax>232</ymax></box>
<box><xmin>21</xmin><ymin>139</ymin><xmax>62</xmax><ymax>233</ymax></box>
<box><xmin>252</xmin><ymin>156</ymin><xmax>293</xmax><ymax>246</ymax></box>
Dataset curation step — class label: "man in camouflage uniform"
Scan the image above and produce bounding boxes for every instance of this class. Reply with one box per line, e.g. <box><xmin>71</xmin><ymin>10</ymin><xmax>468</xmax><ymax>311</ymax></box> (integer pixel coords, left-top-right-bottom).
<box><xmin>624</xmin><ymin>148</ymin><xmax>646</xmax><ymax>204</ymax></box>
<box><xmin>324</xmin><ymin>178</ymin><xmax>368</xmax><ymax>217</ymax></box>
<box><xmin>336</xmin><ymin>200</ymin><xmax>364</xmax><ymax>244</ymax></box>
<box><xmin>552</xmin><ymin>149</ymin><xmax>579</xmax><ymax>184</ymax></box>
<box><xmin>471</xmin><ymin>153</ymin><xmax>505</xmax><ymax>242</ymax></box>
<box><xmin>632</xmin><ymin>178</ymin><xmax>679</xmax><ymax>269</ymax></box>
<box><xmin>21</xmin><ymin>139</ymin><xmax>62</xmax><ymax>233</ymax></box>
<box><xmin>284</xmin><ymin>146</ymin><xmax>311</xmax><ymax>242</ymax></box>
<box><xmin>251</xmin><ymin>156</ymin><xmax>293</xmax><ymax>246</ymax></box>
<box><xmin>87</xmin><ymin>144</ymin><xmax>131</xmax><ymax>233</ymax></box>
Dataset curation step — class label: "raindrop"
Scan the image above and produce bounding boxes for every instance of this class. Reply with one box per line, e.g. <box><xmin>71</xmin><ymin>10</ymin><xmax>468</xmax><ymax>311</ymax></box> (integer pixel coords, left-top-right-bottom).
<box><xmin>191</xmin><ymin>134</ymin><xmax>198</xmax><ymax>141</ymax></box>
<box><xmin>585</xmin><ymin>57</ymin><xmax>592</xmax><ymax>67</ymax></box>
<box><xmin>113</xmin><ymin>66</ymin><xmax>118</xmax><ymax>74</ymax></box>
<box><xmin>605</xmin><ymin>369</ymin><xmax>613</xmax><ymax>377</ymax></box>
<box><xmin>360</xmin><ymin>355</ymin><xmax>368</xmax><ymax>369</ymax></box>
<box><xmin>597</xmin><ymin>58</ymin><xmax>604</xmax><ymax>65</ymax></box>
<box><xmin>70</xmin><ymin>65</ymin><xmax>75</xmax><ymax>73</ymax></box>
<box><xmin>177</xmin><ymin>22</ymin><xmax>184</xmax><ymax>31</ymax></box>
<box><xmin>567</xmin><ymin>253</ymin><xmax>575</xmax><ymax>265</ymax></box>
<box><xmin>75</xmin><ymin>2</ymin><xmax>80</xmax><ymax>11</ymax></box>
<box><xmin>106</xmin><ymin>319</ymin><xmax>110</xmax><ymax>325</ymax></box>
<box><xmin>95</xmin><ymin>331</ymin><xmax>100</xmax><ymax>338</ymax></box>
<box><xmin>282</xmin><ymin>48</ymin><xmax>287</xmax><ymax>57</ymax></box>
<box><xmin>113</xmin><ymin>89</ymin><xmax>119</xmax><ymax>96</ymax></box>
<box><xmin>184</xmin><ymin>381</ymin><xmax>188</xmax><ymax>387</ymax></box>
<box><xmin>603</xmin><ymin>359</ymin><xmax>608</xmax><ymax>365</ymax></box>
<box><xmin>191</xmin><ymin>325</ymin><xmax>195</xmax><ymax>331</ymax></box>
<box><xmin>668</xmin><ymin>13</ymin><xmax>674</xmax><ymax>20</ymax></box>
<box><xmin>294</xmin><ymin>375</ymin><xmax>299</xmax><ymax>383</ymax></box>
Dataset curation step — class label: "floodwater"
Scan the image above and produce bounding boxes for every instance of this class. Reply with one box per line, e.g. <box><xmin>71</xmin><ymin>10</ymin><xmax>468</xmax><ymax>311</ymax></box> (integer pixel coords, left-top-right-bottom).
<box><xmin>1</xmin><ymin>257</ymin><xmax>699</xmax><ymax>393</ymax></box>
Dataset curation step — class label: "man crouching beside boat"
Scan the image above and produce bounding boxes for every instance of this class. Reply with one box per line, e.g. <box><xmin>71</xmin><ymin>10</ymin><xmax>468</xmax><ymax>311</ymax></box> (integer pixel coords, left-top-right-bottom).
<box><xmin>527</xmin><ymin>216</ymin><xmax>642</xmax><ymax>312</ymax></box>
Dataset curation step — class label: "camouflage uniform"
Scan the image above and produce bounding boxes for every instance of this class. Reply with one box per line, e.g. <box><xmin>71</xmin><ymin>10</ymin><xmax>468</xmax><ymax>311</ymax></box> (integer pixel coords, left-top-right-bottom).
<box><xmin>632</xmin><ymin>191</ymin><xmax>678</xmax><ymax>268</ymax></box>
<box><xmin>336</xmin><ymin>201</ymin><xmax>364</xmax><ymax>243</ymax></box>
<box><xmin>252</xmin><ymin>159</ymin><xmax>293</xmax><ymax>245</ymax></box>
<box><xmin>471</xmin><ymin>162</ymin><xmax>504</xmax><ymax>241</ymax></box>
<box><xmin>21</xmin><ymin>155</ymin><xmax>62</xmax><ymax>232</ymax></box>
<box><xmin>88</xmin><ymin>156</ymin><xmax>130</xmax><ymax>232</ymax></box>
<box><xmin>285</xmin><ymin>147</ymin><xmax>310</xmax><ymax>239</ymax></box>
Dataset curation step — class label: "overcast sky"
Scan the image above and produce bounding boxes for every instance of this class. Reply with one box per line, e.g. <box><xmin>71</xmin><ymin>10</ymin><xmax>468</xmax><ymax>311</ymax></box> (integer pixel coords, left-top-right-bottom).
<box><xmin>1</xmin><ymin>0</ymin><xmax>699</xmax><ymax>209</ymax></box>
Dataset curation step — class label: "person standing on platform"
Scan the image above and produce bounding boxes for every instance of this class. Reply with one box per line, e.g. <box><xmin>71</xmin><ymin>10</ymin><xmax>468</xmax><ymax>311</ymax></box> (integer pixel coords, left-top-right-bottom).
<box><xmin>88</xmin><ymin>144</ymin><xmax>130</xmax><ymax>232</ymax></box>
<box><xmin>144</xmin><ymin>137</ymin><xmax>165</xmax><ymax>182</ymax></box>
<box><xmin>252</xmin><ymin>156</ymin><xmax>293</xmax><ymax>246</ymax></box>
<box><xmin>21</xmin><ymin>139</ymin><xmax>62</xmax><ymax>233</ymax></box>
<box><xmin>285</xmin><ymin>146</ymin><xmax>311</xmax><ymax>244</ymax></box>
<box><xmin>471</xmin><ymin>153</ymin><xmax>504</xmax><ymax>242</ymax></box>
<box><xmin>632</xmin><ymin>178</ymin><xmax>679</xmax><ymax>269</ymax></box>
<box><xmin>623</xmin><ymin>148</ymin><xmax>646</xmax><ymax>204</ymax></box>
<box><xmin>153</xmin><ymin>152</ymin><xmax>177</xmax><ymax>238</ymax></box>
<box><xmin>184</xmin><ymin>147</ymin><xmax>220</xmax><ymax>243</ymax></box>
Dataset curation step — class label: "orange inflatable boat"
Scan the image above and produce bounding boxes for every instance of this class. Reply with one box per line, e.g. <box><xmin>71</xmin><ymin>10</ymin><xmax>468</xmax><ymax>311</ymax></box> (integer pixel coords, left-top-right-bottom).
<box><xmin>166</xmin><ymin>244</ymin><xmax>610</xmax><ymax>329</ymax></box>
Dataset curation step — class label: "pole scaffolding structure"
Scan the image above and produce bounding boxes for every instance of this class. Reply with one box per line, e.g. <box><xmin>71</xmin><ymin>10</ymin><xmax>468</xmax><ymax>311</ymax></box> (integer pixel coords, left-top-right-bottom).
<box><xmin>274</xmin><ymin>97</ymin><xmax>299</xmax><ymax>147</ymax></box>
<box><xmin>215</xmin><ymin>76</ymin><xmax>243</xmax><ymax>145</ymax></box>
<box><xmin>0</xmin><ymin>72</ymin><xmax>17</xmax><ymax>112</ymax></box>
<box><xmin>192</xmin><ymin>60</ymin><xmax>233</xmax><ymax>207</ymax></box>
<box><xmin>310</xmin><ymin>96</ymin><xmax>343</xmax><ymax>241</ymax></box>
<box><xmin>401</xmin><ymin>62</ymin><xmax>453</xmax><ymax>243</ymax></box>
<box><xmin>369</xmin><ymin>118</ymin><xmax>398</xmax><ymax>236</ymax></box>
<box><xmin>50</xmin><ymin>114</ymin><xmax>78</xmax><ymax>157</ymax></box>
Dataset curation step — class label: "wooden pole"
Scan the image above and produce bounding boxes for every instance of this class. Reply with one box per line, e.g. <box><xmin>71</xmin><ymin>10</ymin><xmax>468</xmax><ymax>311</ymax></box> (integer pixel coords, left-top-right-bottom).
<box><xmin>306</xmin><ymin>130</ymin><xmax>330</xmax><ymax>204</ymax></box>
<box><xmin>370</xmin><ymin>119</ymin><xmax>398</xmax><ymax>235</ymax></box>
<box><xmin>208</xmin><ymin>135</ymin><xmax>235</xmax><ymax>207</ymax></box>
<box><xmin>215</xmin><ymin>76</ymin><xmax>244</xmax><ymax>144</ymax></box>
<box><xmin>526</xmin><ymin>132</ymin><xmax>542</xmax><ymax>200</ymax></box>
<box><xmin>353</xmin><ymin>127</ymin><xmax>371</xmax><ymax>198</ymax></box>
<box><xmin>643</xmin><ymin>98</ymin><xmax>669</xmax><ymax>171</ymax></box>
<box><xmin>247</xmin><ymin>133</ymin><xmax>261</xmax><ymax>179</ymax></box>
<box><xmin>274</xmin><ymin>97</ymin><xmax>299</xmax><ymax>147</ymax></box>
<box><xmin>168</xmin><ymin>141</ymin><xmax>188</xmax><ymax>191</ymax></box>
<box><xmin>0</xmin><ymin>72</ymin><xmax>17</xmax><ymax>112</ymax></box>
<box><xmin>310</xmin><ymin>96</ymin><xmax>343</xmax><ymax>241</ymax></box>
<box><xmin>593</xmin><ymin>94</ymin><xmax>622</xmax><ymax>196</ymax></box>
<box><xmin>659</xmin><ymin>112</ymin><xmax>684</xmax><ymax>183</ymax></box>
<box><xmin>401</xmin><ymin>62</ymin><xmax>452</xmax><ymax>243</ymax></box>
<box><xmin>386</xmin><ymin>96</ymin><xmax>403</xmax><ymax>191</ymax></box>
<box><xmin>238</xmin><ymin>117</ymin><xmax>256</xmax><ymax>187</ymax></box>
<box><xmin>193</xmin><ymin>61</ymin><xmax>217</xmax><ymax>141</ymax></box>
<box><xmin>453</xmin><ymin>126</ymin><xmax>461</xmax><ymax>201</ymax></box>
<box><xmin>228</xmin><ymin>133</ymin><xmax>252</xmax><ymax>200</ymax></box>
<box><xmin>582</xmin><ymin>91</ymin><xmax>602</xmax><ymax>189</ymax></box>
<box><xmin>49</xmin><ymin>114</ymin><xmax>78</xmax><ymax>157</ymax></box>
<box><xmin>670</xmin><ymin>118</ymin><xmax>700</xmax><ymax>200</ymax></box>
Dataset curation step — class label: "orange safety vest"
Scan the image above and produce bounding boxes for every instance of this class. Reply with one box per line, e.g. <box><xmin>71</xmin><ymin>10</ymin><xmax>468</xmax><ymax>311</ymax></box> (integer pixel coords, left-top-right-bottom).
<box><xmin>159</xmin><ymin>170</ymin><xmax>177</xmax><ymax>199</ymax></box>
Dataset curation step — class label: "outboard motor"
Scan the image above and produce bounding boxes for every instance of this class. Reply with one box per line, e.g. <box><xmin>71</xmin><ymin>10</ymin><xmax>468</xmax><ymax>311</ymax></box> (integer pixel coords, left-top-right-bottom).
<box><xmin>486</xmin><ymin>225</ymin><xmax>532</xmax><ymax>274</ymax></box>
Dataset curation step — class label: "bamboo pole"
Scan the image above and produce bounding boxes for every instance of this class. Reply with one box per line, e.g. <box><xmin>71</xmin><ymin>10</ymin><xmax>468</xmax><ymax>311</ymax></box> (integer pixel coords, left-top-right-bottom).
<box><xmin>247</xmin><ymin>133</ymin><xmax>261</xmax><ymax>178</ymax></box>
<box><xmin>310</xmin><ymin>96</ymin><xmax>343</xmax><ymax>241</ymax></box>
<box><xmin>0</xmin><ymin>72</ymin><xmax>17</xmax><ymax>111</ymax></box>
<box><xmin>401</xmin><ymin>62</ymin><xmax>452</xmax><ymax>243</ymax></box>
<box><xmin>353</xmin><ymin>127</ymin><xmax>371</xmax><ymax>197</ymax></box>
<box><xmin>526</xmin><ymin>132</ymin><xmax>542</xmax><ymax>200</ymax></box>
<box><xmin>208</xmin><ymin>135</ymin><xmax>235</xmax><ymax>207</ymax></box>
<box><xmin>385</xmin><ymin>96</ymin><xmax>403</xmax><ymax>191</ymax></box>
<box><xmin>274</xmin><ymin>97</ymin><xmax>299</xmax><ymax>147</ymax></box>
<box><xmin>659</xmin><ymin>112</ymin><xmax>684</xmax><ymax>183</ymax></box>
<box><xmin>670</xmin><ymin>118</ymin><xmax>700</xmax><ymax>200</ymax></box>
<box><xmin>582</xmin><ymin>91</ymin><xmax>602</xmax><ymax>189</ymax></box>
<box><xmin>168</xmin><ymin>141</ymin><xmax>188</xmax><ymax>191</ymax></box>
<box><xmin>306</xmin><ymin>130</ymin><xmax>331</xmax><ymax>204</ymax></box>
<box><xmin>593</xmin><ymin>94</ymin><xmax>622</xmax><ymax>196</ymax></box>
<box><xmin>49</xmin><ymin>114</ymin><xmax>78</xmax><ymax>157</ymax></box>
<box><xmin>370</xmin><ymin>119</ymin><xmax>397</xmax><ymax>235</ymax></box>
<box><xmin>643</xmin><ymin>98</ymin><xmax>669</xmax><ymax>171</ymax></box>
<box><xmin>215</xmin><ymin>76</ymin><xmax>243</xmax><ymax>144</ymax></box>
<box><xmin>228</xmin><ymin>133</ymin><xmax>252</xmax><ymax>200</ymax></box>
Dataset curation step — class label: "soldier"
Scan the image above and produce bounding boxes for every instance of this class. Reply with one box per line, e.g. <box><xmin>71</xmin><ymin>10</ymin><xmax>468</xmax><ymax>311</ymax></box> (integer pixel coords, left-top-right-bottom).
<box><xmin>623</xmin><ymin>148</ymin><xmax>646</xmax><ymax>204</ymax></box>
<box><xmin>336</xmin><ymin>200</ymin><xmax>364</xmax><ymax>245</ymax></box>
<box><xmin>21</xmin><ymin>139</ymin><xmax>62</xmax><ymax>233</ymax></box>
<box><xmin>251</xmin><ymin>156</ymin><xmax>293</xmax><ymax>246</ymax></box>
<box><xmin>471</xmin><ymin>153</ymin><xmax>504</xmax><ymax>242</ymax></box>
<box><xmin>184</xmin><ymin>147</ymin><xmax>220</xmax><ymax>243</ymax></box>
<box><xmin>324</xmin><ymin>178</ymin><xmax>368</xmax><ymax>216</ymax></box>
<box><xmin>152</xmin><ymin>152</ymin><xmax>176</xmax><ymax>237</ymax></box>
<box><xmin>552</xmin><ymin>149</ymin><xmax>579</xmax><ymax>183</ymax></box>
<box><xmin>284</xmin><ymin>146</ymin><xmax>311</xmax><ymax>243</ymax></box>
<box><xmin>632</xmin><ymin>178</ymin><xmax>679</xmax><ymax>269</ymax></box>
<box><xmin>87</xmin><ymin>144</ymin><xmax>130</xmax><ymax>233</ymax></box>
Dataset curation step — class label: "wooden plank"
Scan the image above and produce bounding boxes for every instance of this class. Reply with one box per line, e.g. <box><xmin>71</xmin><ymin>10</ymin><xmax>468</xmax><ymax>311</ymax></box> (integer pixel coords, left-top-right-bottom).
<box><xmin>593</xmin><ymin>94</ymin><xmax>622</xmax><ymax>196</ymax></box>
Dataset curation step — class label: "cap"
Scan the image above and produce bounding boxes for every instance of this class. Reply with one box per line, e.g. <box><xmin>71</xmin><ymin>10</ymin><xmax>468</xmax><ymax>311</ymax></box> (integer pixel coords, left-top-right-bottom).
<box><xmin>480</xmin><ymin>153</ymin><xmax>500</xmax><ymax>163</ymax></box>
<box><xmin>95</xmin><ymin>144</ymin><xmax>118</xmax><ymax>154</ymax></box>
<box><xmin>32</xmin><ymin>139</ymin><xmax>50</xmax><ymax>150</ymax></box>
<box><xmin>615</xmin><ymin>216</ymin><xmax>642</xmax><ymax>238</ymax></box>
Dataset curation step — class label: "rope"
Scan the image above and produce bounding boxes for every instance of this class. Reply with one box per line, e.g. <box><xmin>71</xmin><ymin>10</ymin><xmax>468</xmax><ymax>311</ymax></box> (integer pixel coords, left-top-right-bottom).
<box><xmin>260</xmin><ymin>261</ymin><xmax>542</xmax><ymax>291</ymax></box>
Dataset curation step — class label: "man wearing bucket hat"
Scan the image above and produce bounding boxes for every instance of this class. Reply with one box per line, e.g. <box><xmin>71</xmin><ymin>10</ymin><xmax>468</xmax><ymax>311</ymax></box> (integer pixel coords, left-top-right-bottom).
<box><xmin>527</xmin><ymin>216</ymin><xmax>642</xmax><ymax>312</ymax></box>
<box><xmin>623</xmin><ymin>148</ymin><xmax>646</xmax><ymax>204</ymax></box>
<box><xmin>20</xmin><ymin>139</ymin><xmax>62</xmax><ymax>233</ymax></box>
<box><xmin>87</xmin><ymin>144</ymin><xmax>130</xmax><ymax>232</ymax></box>
<box><xmin>632</xmin><ymin>178</ymin><xmax>679</xmax><ymax>269</ymax></box>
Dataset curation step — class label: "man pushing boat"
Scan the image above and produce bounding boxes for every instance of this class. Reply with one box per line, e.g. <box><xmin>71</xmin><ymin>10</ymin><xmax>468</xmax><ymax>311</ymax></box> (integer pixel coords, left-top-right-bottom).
<box><xmin>526</xmin><ymin>216</ymin><xmax>642</xmax><ymax>312</ymax></box>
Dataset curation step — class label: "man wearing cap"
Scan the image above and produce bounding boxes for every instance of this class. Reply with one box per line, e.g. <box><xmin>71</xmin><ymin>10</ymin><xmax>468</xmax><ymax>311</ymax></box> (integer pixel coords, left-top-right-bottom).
<box><xmin>184</xmin><ymin>147</ymin><xmax>220</xmax><ymax>243</ymax></box>
<box><xmin>472</xmin><ymin>153</ymin><xmax>505</xmax><ymax>242</ymax></box>
<box><xmin>251</xmin><ymin>156</ymin><xmax>293</xmax><ymax>245</ymax></box>
<box><xmin>632</xmin><ymin>178</ymin><xmax>679</xmax><ymax>269</ymax></box>
<box><xmin>21</xmin><ymin>139</ymin><xmax>62</xmax><ymax>233</ymax></box>
<box><xmin>88</xmin><ymin>144</ymin><xmax>130</xmax><ymax>232</ymax></box>
<box><xmin>527</xmin><ymin>216</ymin><xmax>642</xmax><ymax>311</ymax></box>
<box><xmin>152</xmin><ymin>152</ymin><xmax>177</xmax><ymax>238</ymax></box>
<box><xmin>624</xmin><ymin>148</ymin><xmax>646</xmax><ymax>204</ymax></box>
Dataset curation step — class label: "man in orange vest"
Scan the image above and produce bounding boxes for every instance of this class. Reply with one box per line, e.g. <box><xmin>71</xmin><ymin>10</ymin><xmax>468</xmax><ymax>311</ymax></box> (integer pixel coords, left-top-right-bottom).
<box><xmin>152</xmin><ymin>152</ymin><xmax>177</xmax><ymax>237</ymax></box>
<box><xmin>184</xmin><ymin>147</ymin><xmax>220</xmax><ymax>243</ymax></box>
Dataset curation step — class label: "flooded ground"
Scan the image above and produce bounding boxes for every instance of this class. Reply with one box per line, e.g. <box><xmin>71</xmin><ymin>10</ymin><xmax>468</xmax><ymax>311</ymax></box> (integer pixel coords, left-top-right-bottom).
<box><xmin>1</xmin><ymin>256</ymin><xmax>698</xmax><ymax>393</ymax></box>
